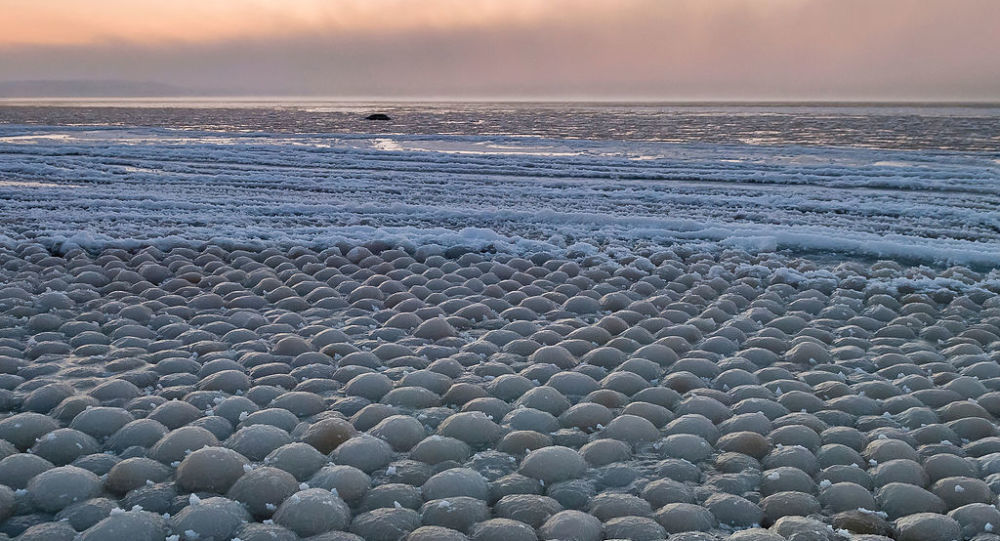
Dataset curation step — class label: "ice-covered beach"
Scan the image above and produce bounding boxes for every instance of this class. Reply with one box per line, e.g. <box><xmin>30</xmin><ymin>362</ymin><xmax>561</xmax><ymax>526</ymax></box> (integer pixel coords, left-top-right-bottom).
<box><xmin>1</xmin><ymin>112</ymin><xmax>999</xmax><ymax>269</ymax></box>
<box><xmin>0</xmin><ymin>103</ymin><xmax>1000</xmax><ymax>541</ymax></box>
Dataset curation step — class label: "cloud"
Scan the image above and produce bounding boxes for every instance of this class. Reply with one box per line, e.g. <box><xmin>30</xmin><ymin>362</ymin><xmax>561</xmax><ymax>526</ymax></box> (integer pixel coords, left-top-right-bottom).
<box><xmin>0</xmin><ymin>0</ymin><xmax>619</xmax><ymax>46</ymax></box>
<box><xmin>1</xmin><ymin>0</ymin><xmax>997</xmax><ymax>99</ymax></box>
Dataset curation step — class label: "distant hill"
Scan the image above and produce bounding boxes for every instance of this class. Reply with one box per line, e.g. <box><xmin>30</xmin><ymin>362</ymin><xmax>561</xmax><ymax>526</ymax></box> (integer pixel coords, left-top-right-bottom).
<box><xmin>0</xmin><ymin>80</ymin><xmax>205</xmax><ymax>98</ymax></box>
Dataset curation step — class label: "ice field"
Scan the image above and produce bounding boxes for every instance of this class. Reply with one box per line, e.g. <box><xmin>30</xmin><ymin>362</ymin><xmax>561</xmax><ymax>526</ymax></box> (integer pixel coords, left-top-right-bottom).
<box><xmin>1</xmin><ymin>124</ymin><xmax>999</xmax><ymax>270</ymax></box>
<box><xmin>0</xmin><ymin>108</ymin><xmax>999</xmax><ymax>541</ymax></box>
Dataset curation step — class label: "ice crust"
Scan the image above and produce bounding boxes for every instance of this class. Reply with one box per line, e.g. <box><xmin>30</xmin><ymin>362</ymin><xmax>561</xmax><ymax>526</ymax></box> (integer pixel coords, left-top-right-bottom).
<box><xmin>1</xmin><ymin>126</ymin><xmax>998</xmax><ymax>271</ymax></box>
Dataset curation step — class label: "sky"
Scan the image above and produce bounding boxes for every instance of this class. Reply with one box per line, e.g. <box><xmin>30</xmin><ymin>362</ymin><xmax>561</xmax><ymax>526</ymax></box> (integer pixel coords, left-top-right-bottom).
<box><xmin>1</xmin><ymin>0</ymin><xmax>998</xmax><ymax>100</ymax></box>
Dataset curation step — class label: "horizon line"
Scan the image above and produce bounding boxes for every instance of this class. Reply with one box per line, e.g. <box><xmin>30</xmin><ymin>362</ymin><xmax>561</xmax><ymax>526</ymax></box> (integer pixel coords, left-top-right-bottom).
<box><xmin>2</xmin><ymin>95</ymin><xmax>999</xmax><ymax>106</ymax></box>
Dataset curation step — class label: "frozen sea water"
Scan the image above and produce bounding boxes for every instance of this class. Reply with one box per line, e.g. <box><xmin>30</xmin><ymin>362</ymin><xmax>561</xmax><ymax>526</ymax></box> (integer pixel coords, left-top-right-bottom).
<box><xmin>0</xmin><ymin>102</ymin><xmax>998</xmax><ymax>271</ymax></box>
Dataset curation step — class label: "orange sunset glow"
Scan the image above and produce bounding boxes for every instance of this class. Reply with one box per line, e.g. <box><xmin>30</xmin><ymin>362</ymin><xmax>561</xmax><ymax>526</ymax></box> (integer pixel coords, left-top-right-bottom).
<box><xmin>1</xmin><ymin>0</ymin><xmax>998</xmax><ymax>99</ymax></box>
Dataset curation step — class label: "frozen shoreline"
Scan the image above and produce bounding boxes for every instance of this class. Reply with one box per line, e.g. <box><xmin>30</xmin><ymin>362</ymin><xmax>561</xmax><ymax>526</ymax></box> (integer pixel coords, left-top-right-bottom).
<box><xmin>1</xmin><ymin>125</ymin><xmax>998</xmax><ymax>271</ymax></box>
<box><xmin>2</xmin><ymin>123</ymin><xmax>1000</xmax><ymax>540</ymax></box>
<box><xmin>0</xmin><ymin>238</ymin><xmax>998</xmax><ymax>540</ymax></box>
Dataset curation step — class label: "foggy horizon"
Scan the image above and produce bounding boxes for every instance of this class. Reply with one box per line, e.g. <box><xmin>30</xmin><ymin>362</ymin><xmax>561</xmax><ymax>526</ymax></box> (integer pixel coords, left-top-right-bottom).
<box><xmin>4</xmin><ymin>94</ymin><xmax>1000</xmax><ymax>104</ymax></box>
